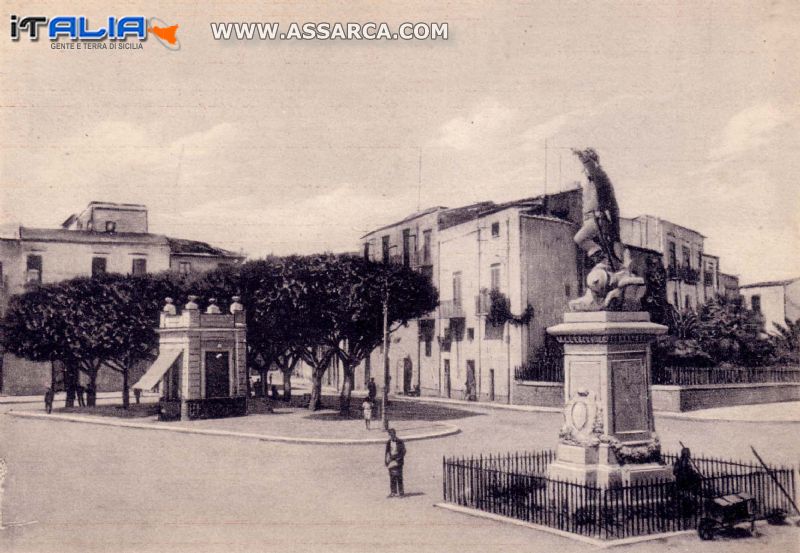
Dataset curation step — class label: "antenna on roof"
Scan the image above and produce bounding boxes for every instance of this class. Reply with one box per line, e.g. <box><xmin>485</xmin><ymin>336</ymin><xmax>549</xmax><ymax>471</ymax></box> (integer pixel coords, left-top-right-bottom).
<box><xmin>543</xmin><ymin>139</ymin><xmax>549</xmax><ymax>215</ymax></box>
<box><xmin>417</xmin><ymin>147</ymin><xmax>422</xmax><ymax>213</ymax></box>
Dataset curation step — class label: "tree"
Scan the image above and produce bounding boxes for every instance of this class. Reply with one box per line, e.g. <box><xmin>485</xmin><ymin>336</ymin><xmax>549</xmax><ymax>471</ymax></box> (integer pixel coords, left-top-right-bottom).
<box><xmin>324</xmin><ymin>256</ymin><xmax>438</xmax><ymax>414</ymax></box>
<box><xmin>2</xmin><ymin>285</ymin><xmax>80</xmax><ymax>406</ymax></box>
<box><xmin>2</xmin><ymin>273</ymin><xmax>189</xmax><ymax>408</ymax></box>
<box><xmin>772</xmin><ymin>317</ymin><xmax>800</xmax><ymax>364</ymax></box>
<box><xmin>239</xmin><ymin>258</ymin><xmax>307</xmax><ymax>400</ymax></box>
<box><xmin>696</xmin><ymin>295</ymin><xmax>775</xmax><ymax>366</ymax></box>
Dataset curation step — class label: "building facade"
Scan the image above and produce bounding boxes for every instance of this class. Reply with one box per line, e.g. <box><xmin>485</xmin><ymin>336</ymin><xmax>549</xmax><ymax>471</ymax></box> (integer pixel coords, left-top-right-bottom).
<box><xmin>619</xmin><ymin>215</ymin><xmax>734</xmax><ymax>311</ymax></box>
<box><xmin>0</xmin><ymin>201</ymin><xmax>245</xmax><ymax>395</ymax></box>
<box><xmin>325</xmin><ymin>189</ymin><xmax>584</xmax><ymax>403</ymax></box>
<box><xmin>740</xmin><ymin>278</ymin><xmax>800</xmax><ymax>335</ymax></box>
<box><xmin>719</xmin><ymin>272</ymin><xmax>741</xmax><ymax>301</ymax></box>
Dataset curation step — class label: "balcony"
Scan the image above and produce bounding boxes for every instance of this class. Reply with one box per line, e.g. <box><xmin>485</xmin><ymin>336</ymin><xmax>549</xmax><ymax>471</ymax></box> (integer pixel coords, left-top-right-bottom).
<box><xmin>438</xmin><ymin>299</ymin><xmax>466</xmax><ymax>319</ymax></box>
<box><xmin>475</xmin><ymin>290</ymin><xmax>491</xmax><ymax>315</ymax></box>
<box><xmin>681</xmin><ymin>266</ymin><xmax>700</xmax><ymax>285</ymax></box>
<box><xmin>667</xmin><ymin>265</ymin><xmax>700</xmax><ymax>285</ymax></box>
<box><xmin>411</xmin><ymin>249</ymin><xmax>433</xmax><ymax>268</ymax></box>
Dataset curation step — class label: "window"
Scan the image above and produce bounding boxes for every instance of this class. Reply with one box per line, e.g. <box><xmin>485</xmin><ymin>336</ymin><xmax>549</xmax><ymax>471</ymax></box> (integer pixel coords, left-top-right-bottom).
<box><xmin>452</xmin><ymin>272</ymin><xmax>462</xmax><ymax>307</ymax></box>
<box><xmin>419</xmin><ymin>320</ymin><xmax>435</xmax><ymax>357</ymax></box>
<box><xmin>682</xmin><ymin>245</ymin><xmax>691</xmax><ymax>268</ymax></box>
<box><xmin>179</xmin><ymin>261</ymin><xmax>192</xmax><ymax>274</ymax></box>
<box><xmin>92</xmin><ymin>257</ymin><xmax>107</xmax><ymax>277</ymax></box>
<box><xmin>105</xmin><ymin>221</ymin><xmax>117</xmax><ymax>233</ymax></box>
<box><xmin>685</xmin><ymin>295</ymin><xmax>691</xmax><ymax>310</ymax></box>
<box><xmin>132</xmin><ymin>258</ymin><xmax>147</xmax><ymax>276</ymax></box>
<box><xmin>382</xmin><ymin>235</ymin><xmax>390</xmax><ymax>263</ymax></box>
<box><xmin>467</xmin><ymin>328</ymin><xmax>475</xmax><ymax>341</ymax></box>
<box><xmin>751</xmin><ymin>295</ymin><xmax>761</xmax><ymax>313</ymax></box>
<box><xmin>422</xmin><ymin>230</ymin><xmax>432</xmax><ymax>264</ymax></box>
<box><xmin>26</xmin><ymin>254</ymin><xmax>42</xmax><ymax>283</ymax></box>
<box><xmin>668</xmin><ymin>242</ymin><xmax>677</xmax><ymax>268</ymax></box>
<box><xmin>490</xmin><ymin>264</ymin><xmax>501</xmax><ymax>292</ymax></box>
<box><xmin>363</xmin><ymin>242</ymin><xmax>370</xmax><ymax>260</ymax></box>
<box><xmin>491</xmin><ymin>222</ymin><xmax>500</xmax><ymax>238</ymax></box>
<box><xmin>565</xmin><ymin>283</ymin><xmax>571</xmax><ymax>297</ymax></box>
<box><xmin>402</xmin><ymin>229</ymin><xmax>411</xmax><ymax>267</ymax></box>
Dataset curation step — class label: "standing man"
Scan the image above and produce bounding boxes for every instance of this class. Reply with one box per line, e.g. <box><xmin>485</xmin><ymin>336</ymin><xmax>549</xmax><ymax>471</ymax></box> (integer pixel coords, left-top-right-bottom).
<box><xmin>44</xmin><ymin>387</ymin><xmax>54</xmax><ymax>414</ymax></box>
<box><xmin>367</xmin><ymin>377</ymin><xmax>377</xmax><ymax>403</ymax></box>
<box><xmin>384</xmin><ymin>428</ymin><xmax>406</xmax><ymax>498</ymax></box>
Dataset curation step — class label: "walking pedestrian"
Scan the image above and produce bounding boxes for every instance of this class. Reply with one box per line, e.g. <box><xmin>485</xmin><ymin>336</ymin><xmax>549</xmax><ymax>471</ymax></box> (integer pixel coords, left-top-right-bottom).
<box><xmin>134</xmin><ymin>388</ymin><xmax>141</xmax><ymax>405</ymax></box>
<box><xmin>76</xmin><ymin>384</ymin><xmax>86</xmax><ymax>407</ymax></box>
<box><xmin>384</xmin><ymin>428</ymin><xmax>406</xmax><ymax>498</ymax></box>
<box><xmin>367</xmin><ymin>378</ymin><xmax>377</xmax><ymax>403</ymax></box>
<box><xmin>362</xmin><ymin>399</ymin><xmax>373</xmax><ymax>430</ymax></box>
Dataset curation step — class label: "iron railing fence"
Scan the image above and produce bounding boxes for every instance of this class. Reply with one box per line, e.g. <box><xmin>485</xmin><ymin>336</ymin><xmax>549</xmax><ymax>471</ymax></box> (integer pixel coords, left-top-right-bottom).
<box><xmin>653</xmin><ymin>365</ymin><xmax>800</xmax><ymax>386</ymax></box>
<box><xmin>442</xmin><ymin>450</ymin><xmax>796</xmax><ymax>540</ymax></box>
<box><xmin>514</xmin><ymin>363</ymin><xmax>564</xmax><ymax>383</ymax></box>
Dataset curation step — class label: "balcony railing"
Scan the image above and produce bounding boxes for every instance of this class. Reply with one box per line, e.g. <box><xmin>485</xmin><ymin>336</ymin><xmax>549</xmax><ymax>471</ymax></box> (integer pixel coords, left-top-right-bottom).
<box><xmin>475</xmin><ymin>290</ymin><xmax>491</xmax><ymax>315</ymax></box>
<box><xmin>681</xmin><ymin>266</ymin><xmax>700</xmax><ymax>285</ymax></box>
<box><xmin>438</xmin><ymin>299</ymin><xmax>466</xmax><ymax>319</ymax></box>
<box><xmin>411</xmin><ymin>249</ymin><xmax>433</xmax><ymax>267</ymax></box>
<box><xmin>667</xmin><ymin>265</ymin><xmax>700</xmax><ymax>284</ymax></box>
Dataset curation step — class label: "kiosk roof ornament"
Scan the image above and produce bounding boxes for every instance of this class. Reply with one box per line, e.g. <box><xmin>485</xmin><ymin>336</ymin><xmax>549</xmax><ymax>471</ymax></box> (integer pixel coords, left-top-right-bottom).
<box><xmin>569</xmin><ymin>148</ymin><xmax>644</xmax><ymax>312</ymax></box>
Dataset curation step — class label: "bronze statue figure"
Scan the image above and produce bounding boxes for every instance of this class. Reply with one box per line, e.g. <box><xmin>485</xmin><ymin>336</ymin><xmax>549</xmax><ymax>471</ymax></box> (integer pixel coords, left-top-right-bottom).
<box><xmin>570</xmin><ymin>148</ymin><xmax>644</xmax><ymax>311</ymax></box>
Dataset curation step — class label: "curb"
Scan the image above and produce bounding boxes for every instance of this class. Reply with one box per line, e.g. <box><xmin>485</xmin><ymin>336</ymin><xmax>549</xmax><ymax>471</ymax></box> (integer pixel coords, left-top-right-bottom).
<box><xmin>433</xmin><ymin>503</ymin><xmax>695</xmax><ymax>548</ymax></box>
<box><xmin>5</xmin><ymin>411</ymin><xmax>461</xmax><ymax>445</ymax></box>
<box><xmin>393</xmin><ymin>395</ymin><xmax>800</xmax><ymax>424</ymax></box>
<box><xmin>393</xmin><ymin>395</ymin><xmax>562</xmax><ymax>414</ymax></box>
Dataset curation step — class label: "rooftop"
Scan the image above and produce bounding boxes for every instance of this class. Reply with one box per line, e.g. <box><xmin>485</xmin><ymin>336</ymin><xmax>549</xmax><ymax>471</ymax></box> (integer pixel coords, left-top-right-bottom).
<box><xmin>18</xmin><ymin>227</ymin><xmax>168</xmax><ymax>245</ymax></box>
<box><xmin>166</xmin><ymin>237</ymin><xmax>243</xmax><ymax>259</ymax></box>
<box><xmin>362</xmin><ymin>188</ymin><xmax>581</xmax><ymax>237</ymax></box>
<box><xmin>740</xmin><ymin>277</ymin><xmax>799</xmax><ymax>289</ymax></box>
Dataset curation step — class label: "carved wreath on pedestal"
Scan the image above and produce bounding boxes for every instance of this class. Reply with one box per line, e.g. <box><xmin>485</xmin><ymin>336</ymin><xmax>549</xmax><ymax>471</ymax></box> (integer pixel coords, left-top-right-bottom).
<box><xmin>558</xmin><ymin>389</ymin><xmax>662</xmax><ymax>465</ymax></box>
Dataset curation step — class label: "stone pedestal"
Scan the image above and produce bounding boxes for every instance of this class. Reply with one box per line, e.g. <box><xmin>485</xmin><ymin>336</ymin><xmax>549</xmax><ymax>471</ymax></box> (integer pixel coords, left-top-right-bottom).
<box><xmin>546</xmin><ymin>311</ymin><xmax>673</xmax><ymax>487</ymax></box>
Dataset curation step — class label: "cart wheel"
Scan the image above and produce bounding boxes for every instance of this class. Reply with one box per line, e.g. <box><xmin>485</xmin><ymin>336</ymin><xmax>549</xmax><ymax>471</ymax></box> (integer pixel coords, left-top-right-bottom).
<box><xmin>698</xmin><ymin>519</ymin><xmax>716</xmax><ymax>541</ymax></box>
<box><xmin>767</xmin><ymin>509</ymin><xmax>787</xmax><ymax>525</ymax></box>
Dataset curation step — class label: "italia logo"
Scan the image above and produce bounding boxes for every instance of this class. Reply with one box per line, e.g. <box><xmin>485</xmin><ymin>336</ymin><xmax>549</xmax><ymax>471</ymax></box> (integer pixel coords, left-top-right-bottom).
<box><xmin>10</xmin><ymin>15</ymin><xmax>180</xmax><ymax>50</ymax></box>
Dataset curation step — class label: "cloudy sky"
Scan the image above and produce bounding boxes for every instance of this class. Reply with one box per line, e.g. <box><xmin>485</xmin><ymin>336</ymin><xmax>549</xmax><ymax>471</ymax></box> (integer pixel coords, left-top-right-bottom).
<box><xmin>1</xmin><ymin>1</ymin><xmax>798</xmax><ymax>283</ymax></box>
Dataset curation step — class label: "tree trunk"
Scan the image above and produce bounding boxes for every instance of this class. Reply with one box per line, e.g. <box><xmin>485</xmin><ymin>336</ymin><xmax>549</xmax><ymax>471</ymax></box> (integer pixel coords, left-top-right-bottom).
<box><xmin>308</xmin><ymin>369</ymin><xmax>324</xmax><ymax>411</ymax></box>
<box><xmin>338</xmin><ymin>363</ymin><xmax>356</xmax><ymax>416</ymax></box>
<box><xmin>122</xmin><ymin>365</ymin><xmax>130</xmax><ymax>409</ymax></box>
<box><xmin>282</xmin><ymin>369</ymin><xmax>292</xmax><ymax>401</ymax></box>
<box><xmin>64</xmin><ymin>365</ymin><xmax>77</xmax><ymax>408</ymax></box>
<box><xmin>87</xmin><ymin>371</ymin><xmax>98</xmax><ymax>407</ymax></box>
<box><xmin>260</xmin><ymin>367</ymin><xmax>268</xmax><ymax>398</ymax></box>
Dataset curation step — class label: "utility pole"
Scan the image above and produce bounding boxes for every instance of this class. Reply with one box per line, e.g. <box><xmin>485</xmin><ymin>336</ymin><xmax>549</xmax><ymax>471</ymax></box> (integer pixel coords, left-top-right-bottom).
<box><xmin>382</xmin><ymin>287</ymin><xmax>390</xmax><ymax>430</ymax></box>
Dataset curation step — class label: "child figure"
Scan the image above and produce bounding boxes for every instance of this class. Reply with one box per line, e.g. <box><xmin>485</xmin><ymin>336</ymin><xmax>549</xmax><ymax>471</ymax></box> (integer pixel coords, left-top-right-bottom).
<box><xmin>362</xmin><ymin>399</ymin><xmax>373</xmax><ymax>430</ymax></box>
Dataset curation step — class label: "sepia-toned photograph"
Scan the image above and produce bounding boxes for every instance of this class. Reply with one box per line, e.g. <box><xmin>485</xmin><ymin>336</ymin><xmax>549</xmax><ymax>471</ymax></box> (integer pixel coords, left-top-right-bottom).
<box><xmin>1</xmin><ymin>2</ymin><xmax>798</xmax><ymax>552</ymax></box>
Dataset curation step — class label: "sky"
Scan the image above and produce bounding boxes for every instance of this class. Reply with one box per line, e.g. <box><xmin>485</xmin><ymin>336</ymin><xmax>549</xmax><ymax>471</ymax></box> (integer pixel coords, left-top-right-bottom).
<box><xmin>1</xmin><ymin>1</ymin><xmax>798</xmax><ymax>284</ymax></box>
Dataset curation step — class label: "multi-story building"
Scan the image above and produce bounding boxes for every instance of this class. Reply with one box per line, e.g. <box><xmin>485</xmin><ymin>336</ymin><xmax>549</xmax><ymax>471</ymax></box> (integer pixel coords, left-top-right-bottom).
<box><xmin>719</xmin><ymin>272</ymin><xmax>741</xmax><ymax>301</ymax></box>
<box><xmin>619</xmin><ymin>215</ymin><xmax>728</xmax><ymax>311</ymax></box>
<box><xmin>740</xmin><ymin>277</ymin><xmax>800</xmax><ymax>334</ymax></box>
<box><xmin>336</xmin><ymin>189</ymin><xmax>584</xmax><ymax>403</ymax></box>
<box><xmin>0</xmin><ymin>201</ymin><xmax>245</xmax><ymax>395</ymax></box>
<box><xmin>299</xmin><ymin>192</ymin><xmax>734</xmax><ymax>407</ymax></box>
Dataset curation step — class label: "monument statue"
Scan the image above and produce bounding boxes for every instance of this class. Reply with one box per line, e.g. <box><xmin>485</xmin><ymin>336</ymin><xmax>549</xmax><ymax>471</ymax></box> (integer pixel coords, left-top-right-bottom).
<box><xmin>570</xmin><ymin>148</ymin><xmax>644</xmax><ymax>311</ymax></box>
<box><xmin>547</xmin><ymin>148</ymin><xmax>671</xmax><ymax>488</ymax></box>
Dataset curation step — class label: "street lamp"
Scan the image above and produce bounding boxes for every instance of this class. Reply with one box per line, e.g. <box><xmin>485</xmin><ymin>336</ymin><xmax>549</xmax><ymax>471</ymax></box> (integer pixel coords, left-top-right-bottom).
<box><xmin>381</xmin><ymin>244</ymin><xmax>398</xmax><ymax>431</ymax></box>
<box><xmin>382</xmin><ymin>286</ymin><xmax>390</xmax><ymax>430</ymax></box>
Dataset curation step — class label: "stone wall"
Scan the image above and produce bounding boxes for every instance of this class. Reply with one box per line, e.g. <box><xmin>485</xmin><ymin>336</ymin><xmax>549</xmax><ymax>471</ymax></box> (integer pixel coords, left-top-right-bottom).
<box><xmin>511</xmin><ymin>380</ymin><xmax>563</xmax><ymax>407</ymax></box>
<box><xmin>652</xmin><ymin>382</ymin><xmax>800</xmax><ymax>412</ymax></box>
